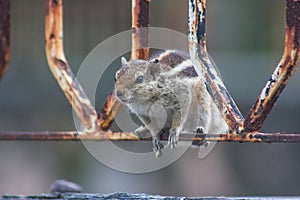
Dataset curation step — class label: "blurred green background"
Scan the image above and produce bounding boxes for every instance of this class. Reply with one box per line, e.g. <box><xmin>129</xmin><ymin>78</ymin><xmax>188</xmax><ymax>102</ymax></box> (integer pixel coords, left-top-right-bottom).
<box><xmin>1</xmin><ymin>0</ymin><xmax>300</xmax><ymax>196</ymax></box>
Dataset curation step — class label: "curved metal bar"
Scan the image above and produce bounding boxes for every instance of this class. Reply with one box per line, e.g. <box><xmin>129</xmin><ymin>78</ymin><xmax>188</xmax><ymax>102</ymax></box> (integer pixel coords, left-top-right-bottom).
<box><xmin>243</xmin><ymin>0</ymin><xmax>300</xmax><ymax>133</ymax></box>
<box><xmin>188</xmin><ymin>0</ymin><xmax>244</xmax><ymax>133</ymax></box>
<box><xmin>45</xmin><ymin>0</ymin><xmax>100</xmax><ymax>133</ymax></box>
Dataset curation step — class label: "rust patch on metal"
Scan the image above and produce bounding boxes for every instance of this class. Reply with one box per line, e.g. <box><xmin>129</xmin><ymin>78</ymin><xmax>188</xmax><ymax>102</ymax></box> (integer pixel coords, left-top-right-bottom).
<box><xmin>98</xmin><ymin>94</ymin><xmax>123</xmax><ymax>131</ymax></box>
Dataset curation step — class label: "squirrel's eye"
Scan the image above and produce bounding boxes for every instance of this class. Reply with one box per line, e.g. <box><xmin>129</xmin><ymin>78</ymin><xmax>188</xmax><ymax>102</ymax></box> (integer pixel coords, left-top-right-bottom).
<box><xmin>135</xmin><ymin>75</ymin><xmax>144</xmax><ymax>84</ymax></box>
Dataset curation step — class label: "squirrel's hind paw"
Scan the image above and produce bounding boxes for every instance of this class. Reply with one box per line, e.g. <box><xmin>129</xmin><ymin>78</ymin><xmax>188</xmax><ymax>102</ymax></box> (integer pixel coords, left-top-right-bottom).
<box><xmin>168</xmin><ymin>130</ymin><xmax>179</xmax><ymax>149</ymax></box>
<box><xmin>192</xmin><ymin>126</ymin><xmax>207</xmax><ymax>146</ymax></box>
<box><xmin>153</xmin><ymin>139</ymin><xmax>164</xmax><ymax>158</ymax></box>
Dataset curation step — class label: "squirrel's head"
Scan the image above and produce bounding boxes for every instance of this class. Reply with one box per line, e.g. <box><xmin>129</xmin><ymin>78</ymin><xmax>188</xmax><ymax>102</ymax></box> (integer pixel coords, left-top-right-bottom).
<box><xmin>114</xmin><ymin>57</ymin><xmax>161</xmax><ymax>104</ymax></box>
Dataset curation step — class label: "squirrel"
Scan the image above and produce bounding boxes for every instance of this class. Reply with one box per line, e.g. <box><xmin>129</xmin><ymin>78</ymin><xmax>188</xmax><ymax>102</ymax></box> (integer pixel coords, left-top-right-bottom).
<box><xmin>114</xmin><ymin>50</ymin><xmax>228</xmax><ymax>158</ymax></box>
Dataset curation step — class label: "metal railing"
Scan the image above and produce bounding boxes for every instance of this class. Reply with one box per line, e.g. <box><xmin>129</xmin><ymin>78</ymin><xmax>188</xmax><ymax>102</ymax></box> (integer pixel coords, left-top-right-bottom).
<box><xmin>0</xmin><ymin>0</ymin><xmax>299</xmax><ymax>143</ymax></box>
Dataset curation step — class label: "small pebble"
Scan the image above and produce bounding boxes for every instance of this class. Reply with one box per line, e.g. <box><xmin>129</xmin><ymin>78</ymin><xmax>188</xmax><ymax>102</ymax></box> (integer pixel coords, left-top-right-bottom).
<box><xmin>50</xmin><ymin>179</ymin><xmax>82</xmax><ymax>193</ymax></box>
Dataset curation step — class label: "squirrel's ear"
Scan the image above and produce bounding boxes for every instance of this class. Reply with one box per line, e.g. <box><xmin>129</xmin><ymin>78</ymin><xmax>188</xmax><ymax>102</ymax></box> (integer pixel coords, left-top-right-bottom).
<box><xmin>121</xmin><ymin>57</ymin><xmax>128</xmax><ymax>65</ymax></box>
<box><xmin>148</xmin><ymin>59</ymin><xmax>161</xmax><ymax>78</ymax></box>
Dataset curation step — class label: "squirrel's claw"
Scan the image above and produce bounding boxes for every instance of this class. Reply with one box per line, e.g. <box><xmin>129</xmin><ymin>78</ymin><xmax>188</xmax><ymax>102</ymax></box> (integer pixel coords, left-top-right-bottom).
<box><xmin>195</xmin><ymin>126</ymin><xmax>204</xmax><ymax>133</ymax></box>
<box><xmin>153</xmin><ymin>139</ymin><xmax>164</xmax><ymax>158</ymax></box>
<box><xmin>168</xmin><ymin>130</ymin><xmax>179</xmax><ymax>149</ymax></box>
<box><xmin>134</xmin><ymin>126</ymin><xmax>150</xmax><ymax>138</ymax></box>
<box><xmin>155</xmin><ymin>149</ymin><xmax>162</xmax><ymax>158</ymax></box>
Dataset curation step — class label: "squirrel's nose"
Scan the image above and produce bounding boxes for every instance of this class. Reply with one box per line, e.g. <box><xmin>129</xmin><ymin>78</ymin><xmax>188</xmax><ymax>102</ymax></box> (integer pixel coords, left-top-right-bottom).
<box><xmin>116</xmin><ymin>90</ymin><xmax>124</xmax><ymax>97</ymax></box>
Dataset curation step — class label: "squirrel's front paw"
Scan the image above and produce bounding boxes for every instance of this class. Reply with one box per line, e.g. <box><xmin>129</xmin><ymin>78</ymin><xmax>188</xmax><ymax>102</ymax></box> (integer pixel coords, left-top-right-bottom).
<box><xmin>152</xmin><ymin>139</ymin><xmax>164</xmax><ymax>158</ymax></box>
<box><xmin>168</xmin><ymin>129</ymin><xmax>179</xmax><ymax>149</ymax></box>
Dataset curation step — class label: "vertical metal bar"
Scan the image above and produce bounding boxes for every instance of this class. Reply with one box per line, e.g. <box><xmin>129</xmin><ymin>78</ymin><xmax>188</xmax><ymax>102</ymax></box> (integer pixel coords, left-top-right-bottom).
<box><xmin>0</xmin><ymin>0</ymin><xmax>10</xmax><ymax>80</ymax></box>
<box><xmin>131</xmin><ymin>0</ymin><xmax>150</xmax><ymax>59</ymax></box>
<box><xmin>98</xmin><ymin>0</ymin><xmax>150</xmax><ymax>131</ymax></box>
<box><xmin>188</xmin><ymin>0</ymin><xmax>244</xmax><ymax>133</ymax></box>
<box><xmin>45</xmin><ymin>0</ymin><xmax>100</xmax><ymax>133</ymax></box>
<box><xmin>243</xmin><ymin>0</ymin><xmax>300</xmax><ymax>133</ymax></box>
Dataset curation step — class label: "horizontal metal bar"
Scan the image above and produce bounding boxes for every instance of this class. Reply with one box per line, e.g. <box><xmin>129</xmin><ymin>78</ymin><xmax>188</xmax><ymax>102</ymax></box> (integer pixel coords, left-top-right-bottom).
<box><xmin>0</xmin><ymin>131</ymin><xmax>299</xmax><ymax>143</ymax></box>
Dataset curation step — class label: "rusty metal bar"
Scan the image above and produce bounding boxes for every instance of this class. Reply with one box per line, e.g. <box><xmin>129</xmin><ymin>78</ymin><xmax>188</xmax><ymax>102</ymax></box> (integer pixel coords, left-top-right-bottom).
<box><xmin>242</xmin><ymin>0</ymin><xmax>300</xmax><ymax>133</ymax></box>
<box><xmin>98</xmin><ymin>94</ymin><xmax>124</xmax><ymax>131</ymax></box>
<box><xmin>0</xmin><ymin>0</ymin><xmax>10</xmax><ymax>80</ymax></box>
<box><xmin>188</xmin><ymin>0</ymin><xmax>244</xmax><ymax>133</ymax></box>
<box><xmin>98</xmin><ymin>0</ymin><xmax>150</xmax><ymax>130</ymax></box>
<box><xmin>0</xmin><ymin>131</ymin><xmax>139</xmax><ymax>141</ymax></box>
<box><xmin>131</xmin><ymin>0</ymin><xmax>150</xmax><ymax>60</ymax></box>
<box><xmin>1</xmin><ymin>131</ymin><xmax>300</xmax><ymax>143</ymax></box>
<box><xmin>45</xmin><ymin>0</ymin><xmax>100</xmax><ymax>133</ymax></box>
